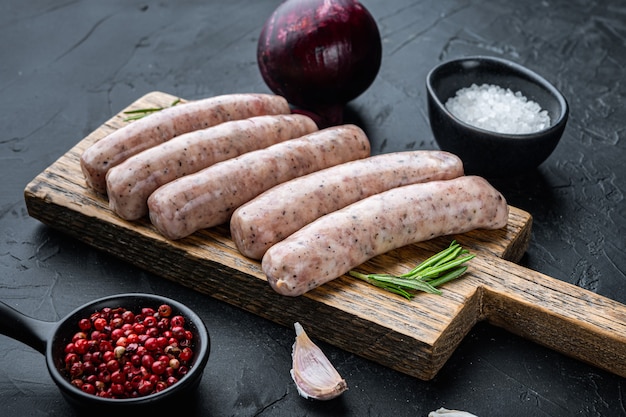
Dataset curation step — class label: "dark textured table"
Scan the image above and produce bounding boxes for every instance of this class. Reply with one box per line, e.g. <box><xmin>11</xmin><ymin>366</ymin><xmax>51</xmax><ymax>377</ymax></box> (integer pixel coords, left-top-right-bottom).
<box><xmin>1</xmin><ymin>1</ymin><xmax>625</xmax><ymax>416</ymax></box>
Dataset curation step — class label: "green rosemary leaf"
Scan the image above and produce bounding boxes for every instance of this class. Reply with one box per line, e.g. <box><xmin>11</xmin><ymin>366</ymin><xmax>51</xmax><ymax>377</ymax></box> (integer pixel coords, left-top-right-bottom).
<box><xmin>122</xmin><ymin>98</ymin><xmax>182</xmax><ymax>122</ymax></box>
<box><xmin>427</xmin><ymin>265</ymin><xmax>469</xmax><ymax>288</ymax></box>
<box><xmin>123</xmin><ymin>107</ymin><xmax>165</xmax><ymax>115</ymax></box>
<box><xmin>349</xmin><ymin>241</ymin><xmax>475</xmax><ymax>299</ymax></box>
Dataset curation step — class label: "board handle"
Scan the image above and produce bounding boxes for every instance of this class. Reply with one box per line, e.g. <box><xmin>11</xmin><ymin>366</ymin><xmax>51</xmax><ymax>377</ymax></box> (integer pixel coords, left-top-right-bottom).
<box><xmin>475</xmin><ymin>256</ymin><xmax>626</xmax><ymax>377</ymax></box>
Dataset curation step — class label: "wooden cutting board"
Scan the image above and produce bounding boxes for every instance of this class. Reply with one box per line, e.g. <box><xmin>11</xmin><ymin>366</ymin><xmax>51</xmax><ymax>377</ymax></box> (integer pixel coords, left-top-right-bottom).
<box><xmin>24</xmin><ymin>91</ymin><xmax>626</xmax><ymax>380</ymax></box>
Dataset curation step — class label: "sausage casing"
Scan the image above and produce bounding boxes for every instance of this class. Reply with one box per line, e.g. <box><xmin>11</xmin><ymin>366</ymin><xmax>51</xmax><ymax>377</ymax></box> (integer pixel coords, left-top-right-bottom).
<box><xmin>106</xmin><ymin>114</ymin><xmax>318</xmax><ymax>220</ymax></box>
<box><xmin>81</xmin><ymin>93</ymin><xmax>290</xmax><ymax>194</ymax></box>
<box><xmin>148</xmin><ymin>124</ymin><xmax>371</xmax><ymax>240</ymax></box>
<box><xmin>262</xmin><ymin>176</ymin><xmax>509</xmax><ymax>297</ymax></box>
<box><xmin>230</xmin><ymin>150</ymin><xmax>464</xmax><ymax>260</ymax></box>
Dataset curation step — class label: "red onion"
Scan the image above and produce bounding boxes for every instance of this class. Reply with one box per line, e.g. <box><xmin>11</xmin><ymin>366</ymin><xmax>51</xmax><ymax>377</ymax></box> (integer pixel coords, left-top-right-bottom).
<box><xmin>257</xmin><ymin>0</ymin><xmax>382</xmax><ymax>127</ymax></box>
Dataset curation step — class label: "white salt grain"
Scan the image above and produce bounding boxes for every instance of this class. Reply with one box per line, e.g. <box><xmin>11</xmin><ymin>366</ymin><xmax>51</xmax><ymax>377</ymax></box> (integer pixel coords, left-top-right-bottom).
<box><xmin>445</xmin><ymin>83</ymin><xmax>551</xmax><ymax>134</ymax></box>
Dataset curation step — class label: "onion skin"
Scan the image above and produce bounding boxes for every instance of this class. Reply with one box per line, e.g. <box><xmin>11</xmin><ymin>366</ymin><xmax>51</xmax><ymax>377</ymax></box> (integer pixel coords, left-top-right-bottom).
<box><xmin>257</xmin><ymin>0</ymin><xmax>382</xmax><ymax>127</ymax></box>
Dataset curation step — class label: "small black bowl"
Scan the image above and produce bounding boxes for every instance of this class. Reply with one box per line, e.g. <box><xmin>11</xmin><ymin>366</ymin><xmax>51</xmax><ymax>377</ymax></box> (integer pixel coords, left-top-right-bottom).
<box><xmin>426</xmin><ymin>56</ymin><xmax>568</xmax><ymax>178</ymax></box>
<box><xmin>0</xmin><ymin>293</ymin><xmax>210</xmax><ymax>415</ymax></box>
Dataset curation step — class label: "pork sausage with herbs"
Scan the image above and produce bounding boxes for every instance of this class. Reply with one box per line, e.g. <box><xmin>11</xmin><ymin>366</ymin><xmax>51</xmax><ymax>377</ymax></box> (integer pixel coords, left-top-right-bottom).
<box><xmin>231</xmin><ymin>150</ymin><xmax>464</xmax><ymax>260</ymax></box>
<box><xmin>262</xmin><ymin>175</ymin><xmax>509</xmax><ymax>297</ymax></box>
<box><xmin>106</xmin><ymin>114</ymin><xmax>318</xmax><ymax>220</ymax></box>
<box><xmin>148</xmin><ymin>124</ymin><xmax>371</xmax><ymax>240</ymax></box>
<box><xmin>81</xmin><ymin>93</ymin><xmax>290</xmax><ymax>194</ymax></box>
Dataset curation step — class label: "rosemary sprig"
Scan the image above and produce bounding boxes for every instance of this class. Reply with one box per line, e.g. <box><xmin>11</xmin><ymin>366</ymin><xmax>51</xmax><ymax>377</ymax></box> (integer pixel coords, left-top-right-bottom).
<box><xmin>122</xmin><ymin>98</ymin><xmax>182</xmax><ymax>121</ymax></box>
<box><xmin>348</xmin><ymin>240</ymin><xmax>475</xmax><ymax>299</ymax></box>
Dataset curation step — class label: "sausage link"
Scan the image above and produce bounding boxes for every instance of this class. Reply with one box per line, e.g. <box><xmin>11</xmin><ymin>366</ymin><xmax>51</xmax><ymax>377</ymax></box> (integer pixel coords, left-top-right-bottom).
<box><xmin>262</xmin><ymin>176</ymin><xmax>509</xmax><ymax>297</ymax></box>
<box><xmin>231</xmin><ymin>150</ymin><xmax>464</xmax><ymax>260</ymax></box>
<box><xmin>106</xmin><ymin>114</ymin><xmax>318</xmax><ymax>220</ymax></box>
<box><xmin>81</xmin><ymin>93</ymin><xmax>290</xmax><ymax>194</ymax></box>
<box><xmin>148</xmin><ymin>124</ymin><xmax>371</xmax><ymax>240</ymax></box>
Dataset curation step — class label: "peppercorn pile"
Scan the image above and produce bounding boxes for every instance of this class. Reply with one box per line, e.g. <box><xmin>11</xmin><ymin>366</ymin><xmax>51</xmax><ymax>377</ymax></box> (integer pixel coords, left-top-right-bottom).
<box><xmin>62</xmin><ymin>304</ymin><xmax>194</xmax><ymax>398</ymax></box>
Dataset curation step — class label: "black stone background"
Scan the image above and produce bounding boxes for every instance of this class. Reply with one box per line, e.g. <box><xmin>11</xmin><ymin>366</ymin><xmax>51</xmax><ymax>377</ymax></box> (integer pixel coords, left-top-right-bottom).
<box><xmin>1</xmin><ymin>1</ymin><xmax>624</xmax><ymax>416</ymax></box>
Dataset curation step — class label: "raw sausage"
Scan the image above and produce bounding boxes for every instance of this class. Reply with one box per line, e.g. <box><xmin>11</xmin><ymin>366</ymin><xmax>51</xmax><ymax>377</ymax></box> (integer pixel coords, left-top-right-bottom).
<box><xmin>106</xmin><ymin>114</ymin><xmax>318</xmax><ymax>220</ymax></box>
<box><xmin>264</xmin><ymin>176</ymin><xmax>508</xmax><ymax>297</ymax></box>
<box><xmin>262</xmin><ymin>175</ymin><xmax>509</xmax><ymax>297</ymax></box>
<box><xmin>230</xmin><ymin>150</ymin><xmax>464</xmax><ymax>260</ymax></box>
<box><xmin>148</xmin><ymin>124</ymin><xmax>371</xmax><ymax>240</ymax></box>
<box><xmin>148</xmin><ymin>124</ymin><xmax>370</xmax><ymax>239</ymax></box>
<box><xmin>81</xmin><ymin>93</ymin><xmax>290</xmax><ymax>194</ymax></box>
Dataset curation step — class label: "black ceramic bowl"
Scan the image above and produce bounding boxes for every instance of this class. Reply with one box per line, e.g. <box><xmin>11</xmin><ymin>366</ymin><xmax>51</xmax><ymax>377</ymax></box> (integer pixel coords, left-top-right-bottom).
<box><xmin>0</xmin><ymin>293</ymin><xmax>210</xmax><ymax>415</ymax></box>
<box><xmin>426</xmin><ymin>56</ymin><xmax>568</xmax><ymax>178</ymax></box>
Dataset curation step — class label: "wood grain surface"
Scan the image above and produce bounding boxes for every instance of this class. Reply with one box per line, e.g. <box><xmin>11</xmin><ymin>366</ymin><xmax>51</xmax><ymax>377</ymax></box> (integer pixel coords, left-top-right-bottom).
<box><xmin>23</xmin><ymin>92</ymin><xmax>626</xmax><ymax>380</ymax></box>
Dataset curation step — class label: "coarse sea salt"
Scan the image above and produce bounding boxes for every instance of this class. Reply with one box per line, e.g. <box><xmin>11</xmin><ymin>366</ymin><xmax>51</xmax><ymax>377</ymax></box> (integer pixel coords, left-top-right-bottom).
<box><xmin>445</xmin><ymin>83</ymin><xmax>551</xmax><ymax>134</ymax></box>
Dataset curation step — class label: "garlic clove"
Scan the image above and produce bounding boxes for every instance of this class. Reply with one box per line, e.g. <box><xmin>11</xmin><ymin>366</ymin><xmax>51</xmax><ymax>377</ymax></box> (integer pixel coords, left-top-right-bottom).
<box><xmin>290</xmin><ymin>322</ymin><xmax>348</xmax><ymax>400</ymax></box>
<box><xmin>428</xmin><ymin>408</ymin><xmax>479</xmax><ymax>417</ymax></box>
